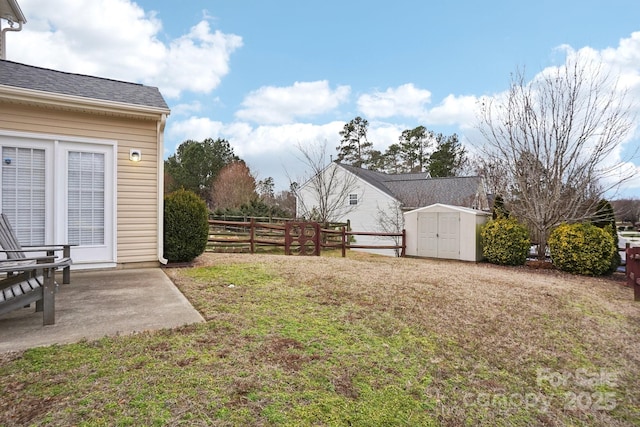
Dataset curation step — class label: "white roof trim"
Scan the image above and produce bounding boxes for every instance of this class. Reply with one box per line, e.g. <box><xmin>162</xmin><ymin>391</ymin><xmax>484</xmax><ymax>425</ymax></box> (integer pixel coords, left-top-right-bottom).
<box><xmin>0</xmin><ymin>0</ymin><xmax>26</xmax><ymax>24</ymax></box>
<box><xmin>0</xmin><ymin>84</ymin><xmax>170</xmax><ymax>119</ymax></box>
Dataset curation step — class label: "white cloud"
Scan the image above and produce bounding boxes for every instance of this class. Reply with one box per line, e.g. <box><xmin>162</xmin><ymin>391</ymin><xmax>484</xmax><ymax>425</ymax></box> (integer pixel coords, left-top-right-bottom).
<box><xmin>168</xmin><ymin>117</ymin><xmax>343</xmax><ymax>155</ymax></box>
<box><xmin>9</xmin><ymin>0</ymin><xmax>242</xmax><ymax>98</ymax></box>
<box><xmin>357</xmin><ymin>83</ymin><xmax>432</xmax><ymax>119</ymax></box>
<box><xmin>166</xmin><ymin>117</ymin><xmax>227</xmax><ymax>148</ymax></box>
<box><xmin>156</xmin><ymin>21</ymin><xmax>242</xmax><ymax>98</ymax></box>
<box><xmin>170</xmin><ymin>101</ymin><xmax>203</xmax><ymax>117</ymax></box>
<box><xmin>367</xmin><ymin>122</ymin><xmax>405</xmax><ymax>150</ymax></box>
<box><xmin>235</xmin><ymin>81</ymin><xmax>350</xmax><ymax>125</ymax></box>
<box><xmin>425</xmin><ymin>94</ymin><xmax>479</xmax><ymax>128</ymax></box>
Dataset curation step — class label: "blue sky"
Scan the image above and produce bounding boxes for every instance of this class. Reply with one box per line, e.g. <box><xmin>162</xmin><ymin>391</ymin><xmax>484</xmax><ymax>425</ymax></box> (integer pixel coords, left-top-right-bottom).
<box><xmin>6</xmin><ymin>0</ymin><xmax>640</xmax><ymax>196</ymax></box>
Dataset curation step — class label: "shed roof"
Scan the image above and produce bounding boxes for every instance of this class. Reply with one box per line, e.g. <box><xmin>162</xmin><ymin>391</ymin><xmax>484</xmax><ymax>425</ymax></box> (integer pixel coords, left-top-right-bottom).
<box><xmin>404</xmin><ymin>203</ymin><xmax>491</xmax><ymax>216</ymax></box>
<box><xmin>0</xmin><ymin>60</ymin><xmax>168</xmax><ymax>110</ymax></box>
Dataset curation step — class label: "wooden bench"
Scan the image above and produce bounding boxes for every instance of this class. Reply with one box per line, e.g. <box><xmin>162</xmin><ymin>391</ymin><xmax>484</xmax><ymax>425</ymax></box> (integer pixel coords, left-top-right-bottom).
<box><xmin>0</xmin><ymin>256</ymin><xmax>72</xmax><ymax>325</ymax></box>
<box><xmin>0</xmin><ymin>213</ymin><xmax>72</xmax><ymax>284</ymax></box>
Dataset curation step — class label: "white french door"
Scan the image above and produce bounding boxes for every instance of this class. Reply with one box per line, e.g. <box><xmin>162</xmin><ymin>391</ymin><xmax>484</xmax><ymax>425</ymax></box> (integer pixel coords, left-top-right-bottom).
<box><xmin>0</xmin><ymin>133</ymin><xmax>116</xmax><ymax>267</ymax></box>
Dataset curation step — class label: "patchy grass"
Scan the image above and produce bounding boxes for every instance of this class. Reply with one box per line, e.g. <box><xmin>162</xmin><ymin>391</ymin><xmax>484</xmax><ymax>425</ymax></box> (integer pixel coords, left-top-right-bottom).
<box><xmin>1</xmin><ymin>252</ymin><xmax>639</xmax><ymax>426</ymax></box>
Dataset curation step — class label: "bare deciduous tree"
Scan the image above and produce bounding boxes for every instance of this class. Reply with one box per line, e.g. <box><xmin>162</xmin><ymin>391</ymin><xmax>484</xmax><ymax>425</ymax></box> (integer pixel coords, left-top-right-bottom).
<box><xmin>291</xmin><ymin>141</ymin><xmax>360</xmax><ymax>223</ymax></box>
<box><xmin>612</xmin><ymin>198</ymin><xmax>640</xmax><ymax>225</ymax></box>
<box><xmin>477</xmin><ymin>53</ymin><xmax>635</xmax><ymax>259</ymax></box>
<box><xmin>376</xmin><ymin>201</ymin><xmax>405</xmax><ymax>257</ymax></box>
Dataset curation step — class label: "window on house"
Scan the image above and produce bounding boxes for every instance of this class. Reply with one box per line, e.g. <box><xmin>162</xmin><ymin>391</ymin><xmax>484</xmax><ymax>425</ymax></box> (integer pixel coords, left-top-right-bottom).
<box><xmin>349</xmin><ymin>194</ymin><xmax>358</xmax><ymax>205</ymax></box>
<box><xmin>1</xmin><ymin>147</ymin><xmax>46</xmax><ymax>245</ymax></box>
<box><xmin>68</xmin><ymin>151</ymin><xmax>105</xmax><ymax>246</ymax></box>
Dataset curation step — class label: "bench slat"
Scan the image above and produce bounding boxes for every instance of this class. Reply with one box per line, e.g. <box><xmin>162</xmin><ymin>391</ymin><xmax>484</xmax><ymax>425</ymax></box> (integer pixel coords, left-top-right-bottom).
<box><xmin>1</xmin><ymin>276</ymin><xmax>44</xmax><ymax>302</ymax></box>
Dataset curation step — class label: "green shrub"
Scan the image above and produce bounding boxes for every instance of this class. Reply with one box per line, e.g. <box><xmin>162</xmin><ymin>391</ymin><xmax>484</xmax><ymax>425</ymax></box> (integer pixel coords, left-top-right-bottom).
<box><xmin>481</xmin><ymin>217</ymin><xmax>531</xmax><ymax>266</ymax></box>
<box><xmin>164</xmin><ymin>189</ymin><xmax>210</xmax><ymax>263</ymax></box>
<box><xmin>548</xmin><ymin>222</ymin><xmax>615</xmax><ymax>276</ymax></box>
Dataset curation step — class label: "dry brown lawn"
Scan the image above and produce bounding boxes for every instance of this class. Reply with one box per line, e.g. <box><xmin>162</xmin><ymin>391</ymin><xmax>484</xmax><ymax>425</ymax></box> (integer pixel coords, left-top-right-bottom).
<box><xmin>174</xmin><ymin>251</ymin><xmax>639</xmax><ymax>425</ymax></box>
<box><xmin>1</xmin><ymin>251</ymin><xmax>638</xmax><ymax>426</ymax></box>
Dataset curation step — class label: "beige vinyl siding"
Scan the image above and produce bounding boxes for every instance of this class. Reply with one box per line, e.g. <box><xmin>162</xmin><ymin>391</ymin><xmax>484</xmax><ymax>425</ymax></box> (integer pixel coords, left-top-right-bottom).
<box><xmin>0</xmin><ymin>102</ymin><xmax>161</xmax><ymax>265</ymax></box>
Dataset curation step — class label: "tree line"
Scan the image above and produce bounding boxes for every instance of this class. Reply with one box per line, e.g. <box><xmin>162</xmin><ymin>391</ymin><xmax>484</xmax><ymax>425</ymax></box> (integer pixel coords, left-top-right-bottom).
<box><xmin>164</xmin><ymin>138</ymin><xmax>295</xmax><ymax>218</ymax></box>
<box><xmin>336</xmin><ymin>116</ymin><xmax>468</xmax><ymax>177</ymax></box>
<box><xmin>163</xmin><ymin>119</ymin><xmax>468</xmax><ymax>218</ymax></box>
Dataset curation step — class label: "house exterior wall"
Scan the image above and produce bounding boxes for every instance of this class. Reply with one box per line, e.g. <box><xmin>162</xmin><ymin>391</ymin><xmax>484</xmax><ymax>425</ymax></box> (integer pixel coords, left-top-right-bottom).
<box><xmin>0</xmin><ymin>102</ymin><xmax>161</xmax><ymax>266</ymax></box>
<box><xmin>297</xmin><ymin>163</ymin><xmax>401</xmax><ymax>256</ymax></box>
<box><xmin>346</xmin><ymin>178</ymin><xmax>400</xmax><ymax>257</ymax></box>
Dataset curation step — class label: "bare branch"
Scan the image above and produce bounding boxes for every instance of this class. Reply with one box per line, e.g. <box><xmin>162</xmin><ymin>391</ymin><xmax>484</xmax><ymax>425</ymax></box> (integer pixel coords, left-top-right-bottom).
<box><xmin>477</xmin><ymin>53</ymin><xmax>635</xmax><ymax>259</ymax></box>
<box><xmin>290</xmin><ymin>141</ymin><xmax>361</xmax><ymax>223</ymax></box>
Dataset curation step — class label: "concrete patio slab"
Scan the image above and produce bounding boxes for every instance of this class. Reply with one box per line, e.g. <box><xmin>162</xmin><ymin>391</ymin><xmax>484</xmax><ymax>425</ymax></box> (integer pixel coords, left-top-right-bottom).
<box><xmin>0</xmin><ymin>268</ymin><xmax>204</xmax><ymax>352</ymax></box>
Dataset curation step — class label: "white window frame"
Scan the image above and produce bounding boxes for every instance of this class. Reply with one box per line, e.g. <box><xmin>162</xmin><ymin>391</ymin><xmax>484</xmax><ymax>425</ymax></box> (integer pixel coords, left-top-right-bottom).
<box><xmin>349</xmin><ymin>193</ymin><xmax>358</xmax><ymax>205</ymax></box>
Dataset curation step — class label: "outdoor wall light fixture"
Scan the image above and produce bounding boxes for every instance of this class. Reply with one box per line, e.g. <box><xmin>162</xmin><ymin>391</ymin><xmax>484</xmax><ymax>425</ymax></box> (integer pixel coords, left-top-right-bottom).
<box><xmin>129</xmin><ymin>149</ymin><xmax>142</xmax><ymax>162</ymax></box>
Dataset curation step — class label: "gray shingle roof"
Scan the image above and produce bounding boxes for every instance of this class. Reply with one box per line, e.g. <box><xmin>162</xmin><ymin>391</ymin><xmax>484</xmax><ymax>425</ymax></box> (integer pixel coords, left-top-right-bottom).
<box><xmin>0</xmin><ymin>60</ymin><xmax>169</xmax><ymax>110</ymax></box>
<box><xmin>338</xmin><ymin>163</ymin><xmax>485</xmax><ymax>209</ymax></box>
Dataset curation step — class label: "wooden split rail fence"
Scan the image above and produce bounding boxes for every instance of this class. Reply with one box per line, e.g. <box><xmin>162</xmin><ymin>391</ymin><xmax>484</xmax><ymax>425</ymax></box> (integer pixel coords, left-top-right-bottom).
<box><xmin>207</xmin><ymin>219</ymin><xmax>406</xmax><ymax>257</ymax></box>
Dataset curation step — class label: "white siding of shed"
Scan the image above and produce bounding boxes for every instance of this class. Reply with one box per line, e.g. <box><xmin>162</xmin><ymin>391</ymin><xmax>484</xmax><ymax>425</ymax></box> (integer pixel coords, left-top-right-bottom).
<box><xmin>405</xmin><ymin>204</ymin><xmax>490</xmax><ymax>262</ymax></box>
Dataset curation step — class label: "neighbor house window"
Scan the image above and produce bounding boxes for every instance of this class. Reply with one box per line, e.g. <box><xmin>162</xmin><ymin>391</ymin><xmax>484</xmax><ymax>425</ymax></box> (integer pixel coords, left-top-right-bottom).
<box><xmin>349</xmin><ymin>194</ymin><xmax>358</xmax><ymax>205</ymax></box>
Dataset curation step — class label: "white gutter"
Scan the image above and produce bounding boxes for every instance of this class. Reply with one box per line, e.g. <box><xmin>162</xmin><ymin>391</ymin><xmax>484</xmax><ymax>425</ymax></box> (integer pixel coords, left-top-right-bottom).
<box><xmin>157</xmin><ymin>113</ymin><xmax>168</xmax><ymax>264</ymax></box>
<box><xmin>0</xmin><ymin>20</ymin><xmax>21</xmax><ymax>60</ymax></box>
<box><xmin>0</xmin><ymin>0</ymin><xmax>26</xmax><ymax>59</ymax></box>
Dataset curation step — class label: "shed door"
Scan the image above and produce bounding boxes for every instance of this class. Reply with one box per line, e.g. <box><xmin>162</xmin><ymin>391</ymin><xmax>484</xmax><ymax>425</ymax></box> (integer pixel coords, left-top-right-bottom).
<box><xmin>417</xmin><ymin>212</ymin><xmax>438</xmax><ymax>257</ymax></box>
<box><xmin>438</xmin><ymin>212</ymin><xmax>460</xmax><ymax>259</ymax></box>
<box><xmin>417</xmin><ymin>211</ymin><xmax>460</xmax><ymax>260</ymax></box>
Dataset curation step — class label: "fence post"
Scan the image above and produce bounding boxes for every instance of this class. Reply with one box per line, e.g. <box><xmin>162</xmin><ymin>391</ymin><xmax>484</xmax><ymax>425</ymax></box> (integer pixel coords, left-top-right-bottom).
<box><xmin>401</xmin><ymin>229</ymin><xmax>406</xmax><ymax>257</ymax></box>
<box><xmin>250</xmin><ymin>217</ymin><xmax>255</xmax><ymax>254</ymax></box>
<box><xmin>625</xmin><ymin>242</ymin><xmax>630</xmax><ymax>277</ymax></box>
<box><xmin>284</xmin><ymin>222</ymin><xmax>291</xmax><ymax>255</ymax></box>
<box><xmin>341</xmin><ymin>226</ymin><xmax>346</xmax><ymax>258</ymax></box>
<box><xmin>627</xmin><ymin>244</ymin><xmax>640</xmax><ymax>302</ymax></box>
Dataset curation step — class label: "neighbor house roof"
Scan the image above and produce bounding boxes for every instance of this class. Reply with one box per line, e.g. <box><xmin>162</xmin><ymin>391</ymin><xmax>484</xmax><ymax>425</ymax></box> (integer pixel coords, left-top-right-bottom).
<box><xmin>0</xmin><ymin>60</ymin><xmax>169</xmax><ymax>114</ymax></box>
<box><xmin>338</xmin><ymin>163</ymin><xmax>486</xmax><ymax>209</ymax></box>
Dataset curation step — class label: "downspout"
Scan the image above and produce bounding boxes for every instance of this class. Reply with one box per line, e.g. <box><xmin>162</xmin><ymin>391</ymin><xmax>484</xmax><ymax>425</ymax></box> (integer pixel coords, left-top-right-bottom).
<box><xmin>0</xmin><ymin>20</ymin><xmax>23</xmax><ymax>60</ymax></box>
<box><xmin>157</xmin><ymin>113</ymin><xmax>168</xmax><ymax>264</ymax></box>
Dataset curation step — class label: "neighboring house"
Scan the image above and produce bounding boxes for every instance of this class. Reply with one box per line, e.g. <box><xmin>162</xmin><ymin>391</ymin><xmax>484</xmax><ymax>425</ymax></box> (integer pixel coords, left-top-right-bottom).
<box><xmin>296</xmin><ymin>162</ymin><xmax>489</xmax><ymax>256</ymax></box>
<box><xmin>0</xmin><ymin>60</ymin><xmax>170</xmax><ymax>269</ymax></box>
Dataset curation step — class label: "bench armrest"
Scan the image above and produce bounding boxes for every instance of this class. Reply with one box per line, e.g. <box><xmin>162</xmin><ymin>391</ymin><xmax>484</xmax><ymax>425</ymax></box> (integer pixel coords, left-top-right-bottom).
<box><xmin>0</xmin><ymin>255</ymin><xmax>57</xmax><ymax>263</ymax></box>
<box><xmin>22</xmin><ymin>244</ymin><xmax>74</xmax><ymax>249</ymax></box>
<box><xmin>0</xmin><ymin>257</ymin><xmax>72</xmax><ymax>273</ymax></box>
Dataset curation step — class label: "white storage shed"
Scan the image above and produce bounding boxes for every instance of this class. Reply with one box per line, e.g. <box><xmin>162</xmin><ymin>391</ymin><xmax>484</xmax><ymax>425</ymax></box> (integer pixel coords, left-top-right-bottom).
<box><xmin>404</xmin><ymin>204</ymin><xmax>491</xmax><ymax>262</ymax></box>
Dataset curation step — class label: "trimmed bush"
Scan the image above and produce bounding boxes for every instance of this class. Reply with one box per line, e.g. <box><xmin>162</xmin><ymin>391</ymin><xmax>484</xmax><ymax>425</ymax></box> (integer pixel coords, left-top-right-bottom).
<box><xmin>548</xmin><ymin>222</ymin><xmax>615</xmax><ymax>276</ymax></box>
<box><xmin>481</xmin><ymin>217</ymin><xmax>531</xmax><ymax>266</ymax></box>
<box><xmin>164</xmin><ymin>189</ymin><xmax>210</xmax><ymax>263</ymax></box>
